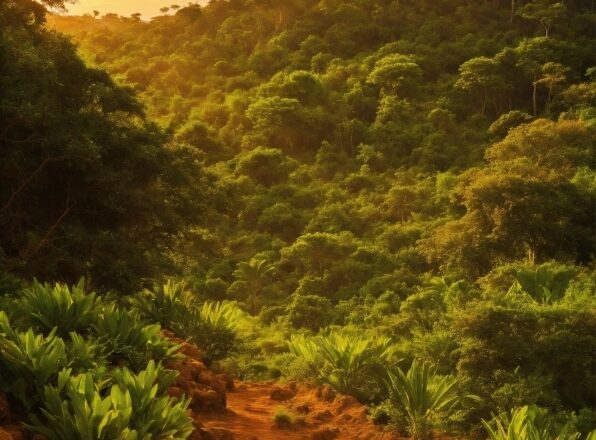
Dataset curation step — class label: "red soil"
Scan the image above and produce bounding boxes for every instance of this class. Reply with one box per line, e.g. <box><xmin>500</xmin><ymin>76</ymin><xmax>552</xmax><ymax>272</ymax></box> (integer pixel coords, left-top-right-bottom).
<box><xmin>198</xmin><ymin>381</ymin><xmax>401</xmax><ymax>440</ymax></box>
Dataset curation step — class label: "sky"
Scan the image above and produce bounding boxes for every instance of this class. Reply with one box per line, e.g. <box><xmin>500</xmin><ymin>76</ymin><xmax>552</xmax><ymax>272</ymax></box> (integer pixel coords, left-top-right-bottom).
<box><xmin>63</xmin><ymin>1</ymin><xmax>196</xmax><ymax>19</ymax></box>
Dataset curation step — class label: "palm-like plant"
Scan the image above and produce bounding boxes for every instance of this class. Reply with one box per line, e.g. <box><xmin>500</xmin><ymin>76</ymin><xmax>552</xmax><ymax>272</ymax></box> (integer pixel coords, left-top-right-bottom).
<box><xmin>19</xmin><ymin>279</ymin><xmax>100</xmax><ymax>337</ymax></box>
<box><xmin>93</xmin><ymin>308</ymin><xmax>181</xmax><ymax>371</ymax></box>
<box><xmin>30</xmin><ymin>362</ymin><xmax>193</xmax><ymax>440</ymax></box>
<box><xmin>190</xmin><ymin>301</ymin><xmax>242</xmax><ymax>365</ymax></box>
<box><xmin>232</xmin><ymin>258</ymin><xmax>275</xmax><ymax>314</ymax></box>
<box><xmin>514</xmin><ymin>266</ymin><xmax>573</xmax><ymax>304</ymax></box>
<box><xmin>289</xmin><ymin>333</ymin><xmax>396</xmax><ymax>402</ymax></box>
<box><xmin>385</xmin><ymin>359</ymin><xmax>478</xmax><ymax>440</ymax></box>
<box><xmin>483</xmin><ymin>405</ymin><xmax>583</xmax><ymax>440</ymax></box>
<box><xmin>131</xmin><ymin>279</ymin><xmax>195</xmax><ymax>334</ymax></box>
<box><xmin>0</xmin><ymin>311</ymin><xmax>68</xmax><ymax>410</ymax></box>
<box><xmin>112</xmin><ymin>361</ymin><xmax>192</xmax><ymax>438</ymax></box>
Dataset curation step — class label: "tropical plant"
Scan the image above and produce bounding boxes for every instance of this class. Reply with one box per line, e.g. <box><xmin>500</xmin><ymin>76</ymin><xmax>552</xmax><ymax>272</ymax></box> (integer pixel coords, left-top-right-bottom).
<box><xmin>385</xmin><ymin>360</ymin><xmax>479</xmax><ymax>440</ymax></box>
<box><xmin>19</xmin><ymin>279</ymin><xmax>100</xmax><ymax>337</ymax></box>
<box><xmin>66</xmin><ymin>332</ymin><xmax>105</xmax><ymax>372</ymax></box>
<box><xmin>189</xmin><ymin>301</ymin><xmax>242</xmax><ymax>365</ymax></box>
<box><xmin>232</xmin><ymin>258</ymin><xmax>275</xmax><ymax>314</ymax></box>
<box><xmin>289</xmin><ymin>333</ymin><xmax>397</xmax><ymax>402</ymax></box>
<box><xmin>29</xmin><ymin>369</ymin><xmax>134</xmax><ymax>440</ymax></box>
<box><xmin>93</xmin><ymin>308</ymin><xmax>181</xmax><ymax>371</ymax></box>
<box><xmin>131</xmin><ymin>279</ymin><xmax>195</xmax><ymax>334</ymax></box>
<box><xmin>0</xmin><ymin>311</ymin><xmax>68</xmax><ymax>410</ymax></box>
<box><xmin>514</xmin><ymin>266</ymin><xmax>573</xmax><ymax>304</ymax></box>
<box><xmin>483</xmin><ymin>405</ymin><xmax>584</xmax><ymax>440</ymax></box>
<box><xmin>111</xmin><ymin>361</ymin><xmax>193</xmax><ymax>438</ymax></box>
<box><xmin>29</xmin><ymin>362</ymin><xmax>193</xmax><ymax>440</ymax></box>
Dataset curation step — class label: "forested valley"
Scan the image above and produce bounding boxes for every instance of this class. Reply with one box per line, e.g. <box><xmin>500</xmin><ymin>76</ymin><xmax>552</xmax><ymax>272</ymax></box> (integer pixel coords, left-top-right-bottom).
<box><xmin>0</xmin><ymin>0</ymin><xmax>595</xmax><ymax>439</ymax></box>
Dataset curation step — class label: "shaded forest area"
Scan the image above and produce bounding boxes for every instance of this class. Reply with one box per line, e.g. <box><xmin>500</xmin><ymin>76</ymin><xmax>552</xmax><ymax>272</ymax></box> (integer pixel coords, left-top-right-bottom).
<box><xmin>0</xmin><ymin>0</ymin><xmax>594</xmax><ymax>438</ymax></box>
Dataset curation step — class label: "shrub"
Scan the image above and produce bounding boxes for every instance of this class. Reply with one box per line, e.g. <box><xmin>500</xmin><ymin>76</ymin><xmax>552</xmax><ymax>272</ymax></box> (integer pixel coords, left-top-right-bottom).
<box><xmin>483</xmin><ymin>405</ymin><xmax>584</xmax><ymax>440</ymax></box>
<box><xmin>0</xmin><ymin>311</ymin><xmax>68</xmax><ymax>410</ymax></box>
<box><xmin>131</xmin><ymin>280</ymin><xmax>195</xmax><ymax>334</ymax></box>
<box><xmin>111</xmin><ymin>361</ymin><xmax>192</xmax><ymax>438</ymax></box>
<box><xmin>385</xmin><ymin>360</ymin><xmax>479</xmax><ymax>440</ymax></box>
<box><xmin>286</xmin><ymin>294</ymin><xmax>335</xmax><ymax>330</ymax></box>
<box><xmin>29</xmin><ymin>361</ymin><xmax>193</xmax><ymax>440</ymax></box>
<box><xmin>93</xmin><ymin>308</ymin><xmax>181</xmax><ymax>371</ymax></box>
<box><xmin>454</xmin><ymin>303</ymin><xmax>596</xmax><ymax>410</ymax></box>
<box><xmin>189</xmin><ymin>301</ymin><xmax>242</xmax><ymax>366</ymax></box>
<box><xmin>289</xmin><ymin>333</ymin><xmax>396</xmax><ymax>402</ymax></box>
<box><xmin>65</xmin><ymin>332</ymin><xmax>105</xmax><ymax>372</ymax></box>
<box><xmin>272</xmin><ymin>406</ymin><xmax>298</xmax><ymax>427</ymax></box>
<box><xmin>514</xmin><ymin>266</ymin><xmax>574</xmax><ymax>304</ymax></box>
<box><xmin>19</xmin><ymin>279</ymin><xmax>100</xmax><ymax>337</ymax></box>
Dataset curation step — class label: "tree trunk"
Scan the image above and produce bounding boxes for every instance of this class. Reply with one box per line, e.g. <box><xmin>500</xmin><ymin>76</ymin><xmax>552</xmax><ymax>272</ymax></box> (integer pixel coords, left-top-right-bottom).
<box><xmin>510</xmin><ymin>0</ymin><xmax>516</xmax><ymax>22</ymax></box>
<box><xmin>532</xmin><ymin>75</ymin><xmax>537</xmax><ymax>116</ymax></box>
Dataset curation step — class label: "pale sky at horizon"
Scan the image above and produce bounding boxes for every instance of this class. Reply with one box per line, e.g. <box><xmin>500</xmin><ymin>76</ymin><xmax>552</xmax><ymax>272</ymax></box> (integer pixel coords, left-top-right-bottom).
<box><xmin>64</xmin><ymin>1</ymin><xmax>202</xmax><ymax>19</ymax></box>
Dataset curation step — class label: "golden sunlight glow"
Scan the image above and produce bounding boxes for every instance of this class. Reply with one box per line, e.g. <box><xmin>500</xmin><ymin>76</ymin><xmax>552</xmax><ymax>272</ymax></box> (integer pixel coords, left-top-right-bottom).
<box><xmin>64</xmin><ymin>1</ymin><xmax>203</xmax><ymax>19</ymax></box>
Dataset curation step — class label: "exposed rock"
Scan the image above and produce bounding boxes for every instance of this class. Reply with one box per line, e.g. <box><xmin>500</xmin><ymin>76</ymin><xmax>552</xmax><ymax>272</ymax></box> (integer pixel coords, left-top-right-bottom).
<box><xmin>0</xmin><ymin>429</ymin><xmax>12</xmax><ymax>440</ymax></box>
<box><xmin>318</xmin><ymin>385</ymin><xmax>335</xmax><ymax>402</ymax></box>
<box><xmin>167</xmin><ymin>350</ymin><xmax>227</xmax><ymax>412</ymax></box>
<box><xmin>168</xmin><ymin>386</ymin><xmax>185</xmax><ymax>399</ymax></box>
<box><xmin>333</xmin><ymin>395</ymin><xmax>358</xmax><ymax>412</ymax></box>
<box><xmin>311</xmin><ymin>427</ymin><xmax>340</xmax><ymax>440</ymax></box>
<box><xmin>202</xmin><ymin>426</ymin><xmax>235</xmax><ymax>440</ymax></box>
<box><xmin>311</xmin><ymin>409</ymin><xmax>333</xmax><ymax>421</ymax></box>
<box><xmin>295</xmin><ymin>403</ymin><xmax>310</xmax><ymax>414</ymax></box>
<box><xmin>269</xmin><ymin>386</ymin><xmax>295</xmax><ymax>401</ymax></box>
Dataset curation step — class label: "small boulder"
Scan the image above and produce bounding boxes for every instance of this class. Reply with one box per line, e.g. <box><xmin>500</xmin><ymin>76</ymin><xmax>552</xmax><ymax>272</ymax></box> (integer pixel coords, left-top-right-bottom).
<box><xmin>311</xmin><ymin>427</ymin><xmax>339</xmax><ymax>440</ymax></box>
<box><xmin>202</xmin><ymin>427</ymin><xmax>235</xmax><ymax>440</ymax></box>
<box><xmin>295</xmin><ymin>403</ymin><xmax>310</xmax><ymax>414</ymax></box>
<box><xmin>270</xmin><ymin>386</ymin><xmax>295</xmax><ymax>401</ymax></box>
<box><xmin>311</xmin><ymin>409</ymin><xmax>333</xmax><ymax>421</ymax></box>
<box><xmin>167</xmin><ymin>386</ymin><xmax>185</xmax><ymax>399</ymax></box>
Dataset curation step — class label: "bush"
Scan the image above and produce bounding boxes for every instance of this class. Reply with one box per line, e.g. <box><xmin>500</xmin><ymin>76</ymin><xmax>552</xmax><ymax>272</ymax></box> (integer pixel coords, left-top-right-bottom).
<box><xmin>188</xmin><ymin>301</ymin><xmax>242</xmax><ymax>366</ymax></box>
<box><xmin>0</xmin><ymin>311</ymin><xmax>68</xmax><ymax>410</ymax></box>
<box><xmin>93</xmin><ymin>308</ymin><xmax>181</xmax><ymax>371</ymax></box>
<box><xmin>289</xmin><ymin>333</ymin><xmax>396</xmax><ymax>402</ymax></box>
<box><xmin>286</xmin><ymin>294</ymin><xmax>335</xmax><ymax>331</ymax></box>
<box><xmin>272</xmin><ymin>406</ymin><xmax>302</xmax><ymax>427</ymax></box>
<box><xmin>29</xmin><ymin>361</ymin><xmax>193</xmax><ymax>440</ymax></box>
<box><xmin>386</xmin><ymin>360</ymin><xmax>479</xmax><ymax>440</ymax></box>
<box><xmin>19</xmin><ymin>279</ymin><xmax>100</xmax><ymax>337</ymax></box>
<box><xmin>454</xmin><ymin>302</ymin><xmax>596</xmax><ymax>410</ymax></box>
<box><xmin>483</xmin><ymin>405</ymin><xmax>584</xmax><ymax>440</ymax></box>
<box><xmin>131</xmin><ymin>279</ymin><xmax>196</xmax><ymax>335</ymax></box>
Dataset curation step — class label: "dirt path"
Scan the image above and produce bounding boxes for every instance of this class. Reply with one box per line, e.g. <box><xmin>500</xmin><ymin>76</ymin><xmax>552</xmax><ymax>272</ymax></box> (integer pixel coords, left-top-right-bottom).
<box><xmin>199</xmin><ymin>381</ymin><xmax>399</xmax><ymax>440</ymax></box>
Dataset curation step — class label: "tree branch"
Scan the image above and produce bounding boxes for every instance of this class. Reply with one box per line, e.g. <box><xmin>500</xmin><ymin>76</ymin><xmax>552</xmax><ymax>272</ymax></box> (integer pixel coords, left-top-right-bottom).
<box><xmin>1</xmin><ymin>156</ymin><xmax>65</xmax><ymax>212</ymax></box>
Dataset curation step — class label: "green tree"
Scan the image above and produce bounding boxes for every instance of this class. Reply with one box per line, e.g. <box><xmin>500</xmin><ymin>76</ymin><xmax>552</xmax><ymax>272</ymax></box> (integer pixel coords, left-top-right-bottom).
<box><xmin>517</xmin><ymin>0</ymin><xmax>566</xmax><ymax>38</ymax></box>
<box><xmin>367</xmin><ymin>54</ymin><xmax>422</xmax><ymax>98</ymax></box>
<box><xmin>455</xmin><ymin>56</ymin><xmax>506</xmax><ymax>118</ymax></box>
<box><xmin>231</xmin><ymin>258</ymin><xmax>275</xmax><ymax>314</ymax></box>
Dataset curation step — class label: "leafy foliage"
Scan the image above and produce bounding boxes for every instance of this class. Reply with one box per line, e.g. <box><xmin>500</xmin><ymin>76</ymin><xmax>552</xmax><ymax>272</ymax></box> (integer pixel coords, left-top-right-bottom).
<box><xmin>289</xmin><ymin>333</ymin><xmax>396</xmax><ymax>402</ymax></box>
<box><xmin>19</xmin><ymin>279</ymin><xmax>100</xmax><ymax>337</ymax></box>
<box><xmin>386</xmin><ymin>360</ymin><xmax>478</xmax><ymax>440</ymax></box>
<box><xmin>93</xmin><ymin>308</ymin><xmax>181</xmax><ymax>371</ymax></box>
<box><xmin>29</xmin><ymin>362</ymin><xmax>193</xmax><ymax>440</ymax></box>
<box><xmin>0</xmin><ymin>312</ymin><xmax>67</xmax><ymax>410</ymax></box>
<box><xmin>483</xmin><ymin>405</ymin><xmax>585</xmax><ymax>440</ymax></box>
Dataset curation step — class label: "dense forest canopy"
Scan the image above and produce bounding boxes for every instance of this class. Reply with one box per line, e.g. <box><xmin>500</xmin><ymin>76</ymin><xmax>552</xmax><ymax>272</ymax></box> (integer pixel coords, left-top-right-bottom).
<box><xmin>0</xmin><ymin>0</ymin><xmax>594</xmax><ymax>439</ymax></box>
<box><xmin>47</xmin><ymin>0</ymin><xmax>595</xmax><ymax>293</ymax></box>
